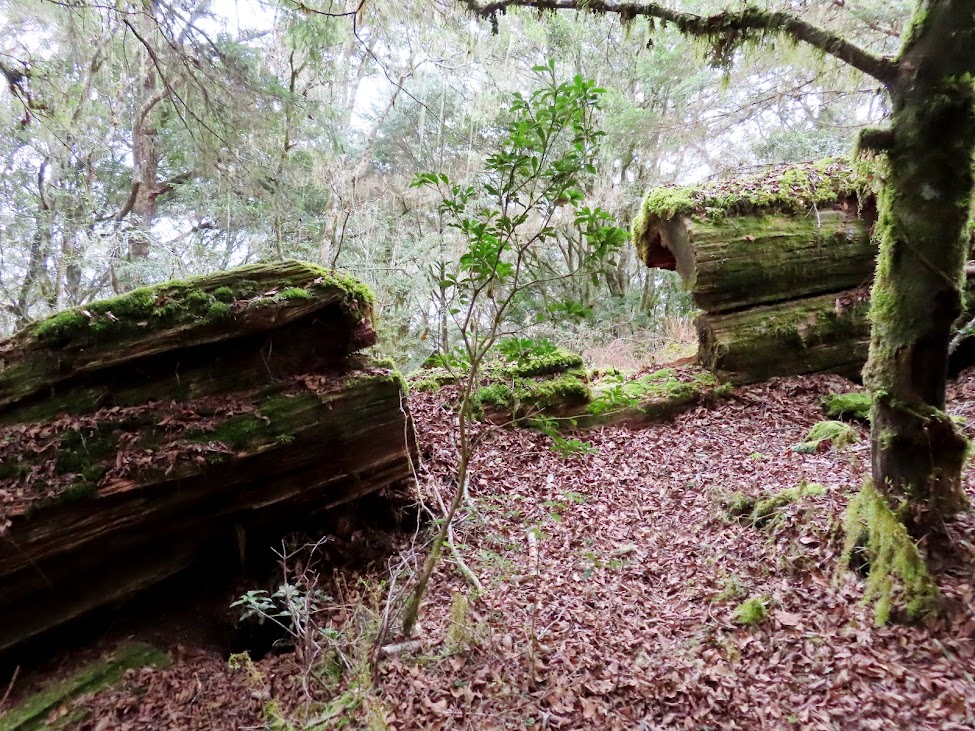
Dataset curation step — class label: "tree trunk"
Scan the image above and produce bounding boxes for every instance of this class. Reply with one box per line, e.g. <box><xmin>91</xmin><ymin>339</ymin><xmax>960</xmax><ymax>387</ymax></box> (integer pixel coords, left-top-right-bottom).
<box><xmin>863</xmin><ymin>2</ymin><xmax>975</xmax><ymax>535</ymax></box>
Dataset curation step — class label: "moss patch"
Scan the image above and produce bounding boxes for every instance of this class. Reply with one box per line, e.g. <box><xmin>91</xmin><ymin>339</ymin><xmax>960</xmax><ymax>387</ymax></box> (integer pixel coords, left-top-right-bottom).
<box><xmin>749</xmin><ymin>481</ymin><xmax>826</xmax><ymax>528</ymax></box>
<box><xmin>793</xmin><ymin>420</ymin><xmax>859</xmax><ymax>453</ymax></box>
<box><xmin>822</xmin><ymin>391</ymin><xmax>872</xmax><ymax>423</ymax></box>
<box><xmin>587</xmin><ymin>368</ymin><xmax>717</xmax><ymax>416</ymax></box>
<box><xmin>0</xmin><ymin>642</ymin><xmax>170</xmax><ymax>730</ymax></box>
<box><xmin>842</xmin><ymin>481</ymin><xmax>941</xmax><ymax>625</ymax></box>
<box><xmin>633</xmin><ymin>158</ymin><xmax>876</xmax><ymax>244</ymax></box>
<box><xmin>477</xmin><ymin>370</ymin><xmax>590</xmax><ymax>417</ymax></box>
<box><xmin>19</xmin><ymin>260</ymin><xmax>373</xmax><ymax>348</ymax></box>
<box><xmin>733</xmin><ymin>596</ymin><xmax>768</xmax><ymax>626</ymax></box>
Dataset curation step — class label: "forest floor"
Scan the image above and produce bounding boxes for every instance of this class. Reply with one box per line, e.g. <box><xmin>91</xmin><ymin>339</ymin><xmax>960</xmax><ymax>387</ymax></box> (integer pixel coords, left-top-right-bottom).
<box><xmin>13</xmin><ymin>371</ymin><xmax>975</xmax><ymax>730</ymax></box>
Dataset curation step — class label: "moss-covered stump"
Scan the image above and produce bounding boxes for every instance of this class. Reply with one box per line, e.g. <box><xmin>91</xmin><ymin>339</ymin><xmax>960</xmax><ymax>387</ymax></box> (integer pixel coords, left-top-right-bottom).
<box><xmin>0</xmin><ymin>642</ymin><xmax>170</xmax><ymax>730</ymax></box>
<box><xmin>633</xmin><ymin>159</ymin><xmax>879</xmax><ymax>384</ymax></box>
<box><xmin>0</xmin><ymin>262</ymin><xmax>416</xmax><ymax>654</ymax></box>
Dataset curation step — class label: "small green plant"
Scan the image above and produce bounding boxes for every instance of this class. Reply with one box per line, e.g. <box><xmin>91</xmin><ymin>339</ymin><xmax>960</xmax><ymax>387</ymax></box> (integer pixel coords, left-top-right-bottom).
<box><xmin>402</xmin><ymin>61</ymin><xmax>624</xmax><ymax>637</ymax></box>
<box><xmin>733</xmin><ymin>596</ymin><xmax>768</xmax><ymax>626</ymax></box>
<box><xmin>550</xmin><ymin>436</ymin><xmax>598</xmax><ymax>459</ymax></box>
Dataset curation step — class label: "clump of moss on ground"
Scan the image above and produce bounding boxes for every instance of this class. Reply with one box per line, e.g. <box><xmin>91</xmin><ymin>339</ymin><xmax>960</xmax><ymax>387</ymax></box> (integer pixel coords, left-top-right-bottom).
<box><xmin>723</xmin><ymin>481</ymin><xmax>826</xmax><ymax>528</ymax></box>
<box><xmin>750</xmin><ymin>481</ymin><xmax>826</xmax><ymax>528</ymax></box>
<box><xmin>842</xmin><ymin>481</ymin><xmax>940</xmax><ymax>625</ymax></box>
<box><xmin>733</xmin><ymin>596</ymin><xmax>768</xmax><ymax>626</ymax></box>
<box><xmin>823</xmin><ymin>391</ymin><xmax>872</xmax><ymax>423</ymax></box>
<box><xmin>0</xmin><ymin>642</ymin><xmax>170</xmax><ymax>729</ymax></box>
<box><xmin>793</xmin><ymin>420</ymin><xmax>859</xmax><ymax>453</ymax></box>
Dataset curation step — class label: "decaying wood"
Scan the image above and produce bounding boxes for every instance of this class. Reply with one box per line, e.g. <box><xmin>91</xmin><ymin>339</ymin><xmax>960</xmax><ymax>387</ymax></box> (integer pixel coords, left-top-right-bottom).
<box><xmin>0</xmin><ymin>261</ymin><xmax>416</xmax><ymax>654</ymax></box>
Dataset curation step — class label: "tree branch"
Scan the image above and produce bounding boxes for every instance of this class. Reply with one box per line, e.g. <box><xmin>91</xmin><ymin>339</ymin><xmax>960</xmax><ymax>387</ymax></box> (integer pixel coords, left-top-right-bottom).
<box><xmin>462</xmin><ymin>0</ymin><xmax>897</xmax><ymax>85</ymax></box>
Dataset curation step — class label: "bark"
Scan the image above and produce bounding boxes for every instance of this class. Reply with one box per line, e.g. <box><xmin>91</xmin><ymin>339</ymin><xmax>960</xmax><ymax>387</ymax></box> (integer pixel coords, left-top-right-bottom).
<box><xmin>637</xmin><ymin>208</ymin><xmax>874</xmax><ymax>314</ymax></box>
<box><xmin>0</xmin><ymin>261</ymin><xmax>416</xmax><ymax>653</ymax></box>
<box><xmin>862</xmin><ymin>2</ymin><xmax>975</xmax><ymax>534</ymax></box>
<box><xmin>697</xmin><ymin>289</ymin><xmax>871</xmax><ymax>384</ymax></box>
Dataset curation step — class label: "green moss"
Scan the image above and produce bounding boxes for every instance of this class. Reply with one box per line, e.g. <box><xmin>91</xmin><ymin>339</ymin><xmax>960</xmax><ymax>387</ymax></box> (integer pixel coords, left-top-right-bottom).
<box><xmin>0</xmin><ymin>642</ymin><xmax>170</xmax><ymax>731</ymax></box>
<box><xmin>822</xmin><ymin>391</ymin><xmax>872</xmax><ymax>423</ymax></box>
<box><xmin>55</xmin><ymin>428</ymin><xmax>118</xmax><ymax>476</ymax></box>
<box><xmin>277</xmin><ymin>287</ymin><xmax>313</xmax><ymax>301</ymax></box>
<box><xmin>186</xmin><ymin>414</ymin><xmax>267</xmax><ymax>451</ymax></box>
<box><xmin>793</xmin><ymin>420</ymin><xmax>859</xmax><ymax>453</ymax></box>
<box><xmin>31</xmin><ymin>311</ymin><xmax>89</xmax><ymax>342</ymax></box>
<box><xmin>0</xmin><ymin>459</ymin><xmax>27</xmax><ymax>481</ymax></box>
<box><xmin>633</xmin><ymin>158</ymin><xmax>876</xmax><ymax>247</ymax></box>
<box><xmin>842</xmin><ymin>481</ymin><xmax>941</xmax><ymax>625</ymax></box>
<box><xmin>489</xmin><ymin>347</ymin><xmax>584</xmax><ymax>379</ymax></box>
<box><xmin>407</xmin><ymin>367</ymin><xmax>458</xmax><ymax>391</ymax></box>
<box><xmin>207</xmin><ymin>301</ymin><xmax>232</xmax><ymax>320</ymax></box>
<box><xmin>476</xmin><ymin>372</ymin><xmax>590</xmax><ymax>416</ymax></box>
<box><xmin>58</xmin><ymin>480</ymin><xmax>100</xmax><ymax>504</ymax></box>
<box><xmin>22</xmin><ymin>261</ymin><xmax>374</xmax><ymax>347</ymax></box>
<box><xmin>212</xmin><ymin>286</ymin><xmax>236</xmax><ymax>303</ymax></box>
<box><xmin>749</xmin><ymin>481</ymin><xmax>826</xmax><ymax>528</ymax></box>
<box><xmin>733</xmin><ymin>596</ymin><xmax>768</xmax><ymax>626</ymax></box>
<box><xmin>722</xmin><ymin>492</ymin><xmax>755</xmax><ymax>519</ymax></box>
<box><xmin>587</xmin><ymin>368</ymin><xmax>716</xmax><ymax>416</ymax></box>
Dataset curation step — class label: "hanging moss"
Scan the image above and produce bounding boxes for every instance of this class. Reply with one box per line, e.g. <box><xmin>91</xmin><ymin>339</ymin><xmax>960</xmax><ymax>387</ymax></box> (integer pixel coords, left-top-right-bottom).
<box><xmin>841</xmin><ymin>481</ymin><xmax>941</xmax><ymax>625</ymax></box>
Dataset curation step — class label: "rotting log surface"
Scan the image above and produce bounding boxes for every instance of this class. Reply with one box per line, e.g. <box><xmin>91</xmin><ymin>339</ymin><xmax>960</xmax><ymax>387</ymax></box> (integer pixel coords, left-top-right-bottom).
<box><xmin>643</xmin><ymin>210</ymin><xmax>874</xmax><ymax>314</ymax></box>
<box><xmin>697</xmin><ymin>290</ymin><xmax>872</xmax><ymax>384</ymax></box>
<box><xmin>0</xmin><ymin>261</ymin><xmax>416</xmax><ymax>654</ymax></box>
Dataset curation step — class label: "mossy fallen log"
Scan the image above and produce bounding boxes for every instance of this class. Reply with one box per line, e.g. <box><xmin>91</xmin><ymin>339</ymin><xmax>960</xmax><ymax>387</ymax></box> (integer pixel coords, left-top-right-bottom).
<box><xmin>0</xmin><ymin>261</ymin><xmax>416</xmax><ymax>654</ymax></box>
<box><xmin>696</xmin><ymin>289</ymin><xmax>871</xmax><ymax>384</ymax></box>
<box><xmin>633</xmin><ymin>160</ymin><xmax>878</xmax><ymax>383</ymax></box>
<box><xmin>636</xmin><ymin>210</ymin><xmax>874</xmax><ymax>314</ymax></box>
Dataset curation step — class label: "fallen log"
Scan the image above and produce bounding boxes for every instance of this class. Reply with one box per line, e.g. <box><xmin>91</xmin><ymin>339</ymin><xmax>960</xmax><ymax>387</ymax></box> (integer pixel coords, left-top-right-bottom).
<box><xmin>0</xmin><ymin>261</ymin><xmax>416</xmax><ymax>654</ymax></box>
<box><xmin>633</xmin><ymin>159</ymin><xmax>878</xmax><ymax>383</ymax></box>
<box><xmin>634</xmin><ymin>158</ymin><xmax>975</xmax><ymax>384</ymax></box>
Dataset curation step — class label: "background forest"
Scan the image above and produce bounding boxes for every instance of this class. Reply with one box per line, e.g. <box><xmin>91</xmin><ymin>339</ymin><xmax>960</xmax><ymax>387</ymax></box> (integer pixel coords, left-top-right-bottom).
<box><xmin>0</xmin><ymin>0</ymin><xmax>909</xmax><ymax>368</ymax></box>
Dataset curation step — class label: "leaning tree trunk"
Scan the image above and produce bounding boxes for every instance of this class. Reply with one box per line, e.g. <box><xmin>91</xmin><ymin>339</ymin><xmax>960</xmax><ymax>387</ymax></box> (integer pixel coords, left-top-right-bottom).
<box><xmin>863</xmin><ymin>3</ymin><xmax>975</xmax><ymax>535</ymax></box>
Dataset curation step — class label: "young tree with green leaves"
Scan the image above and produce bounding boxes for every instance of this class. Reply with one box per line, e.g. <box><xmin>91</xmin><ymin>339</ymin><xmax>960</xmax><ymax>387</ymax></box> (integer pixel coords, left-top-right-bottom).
<box><xmin>401</xmin><ymin>62</ymin><xmax>625</xmax><ymax>635</ymax></box>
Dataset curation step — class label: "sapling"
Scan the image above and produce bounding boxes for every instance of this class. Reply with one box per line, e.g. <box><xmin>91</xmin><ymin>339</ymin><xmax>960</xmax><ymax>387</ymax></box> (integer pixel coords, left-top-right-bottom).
<box><xmin>401</xmin><ymin>61</ymin><xmax>625</xmax><ymax>636</ymax></box>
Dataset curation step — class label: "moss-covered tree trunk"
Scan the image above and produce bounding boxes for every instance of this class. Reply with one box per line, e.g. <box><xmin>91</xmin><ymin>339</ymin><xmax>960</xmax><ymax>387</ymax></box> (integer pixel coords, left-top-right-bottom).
<box><xmin>863</xmin><ymin>3</ymin><xmax>975</xmax><ymax>535</ymax></box>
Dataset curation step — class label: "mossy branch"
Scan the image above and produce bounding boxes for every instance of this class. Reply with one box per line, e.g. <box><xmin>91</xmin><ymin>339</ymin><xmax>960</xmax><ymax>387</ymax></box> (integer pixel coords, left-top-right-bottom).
<box><xmin>462</xmin><ymin>1</ymin><xmax>897</xmax><ymax>84</ymax></box>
